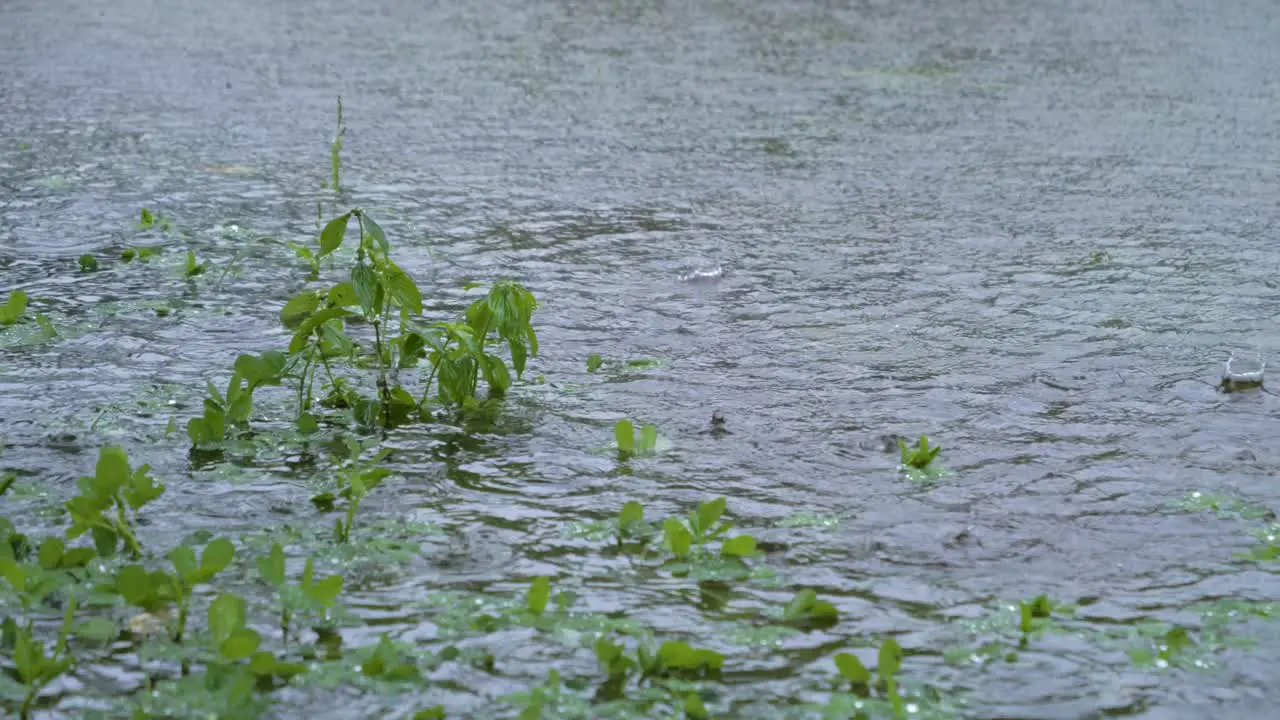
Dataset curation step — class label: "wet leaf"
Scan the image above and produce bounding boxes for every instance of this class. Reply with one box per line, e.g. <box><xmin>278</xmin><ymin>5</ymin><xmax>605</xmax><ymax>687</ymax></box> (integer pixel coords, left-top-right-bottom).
<box><xmin>878</xmin><ymin>637</ymin><xmax>903</xmax><ymax>678</ymax></box>
<box><xmin>256</xmin><ymin>543</ymin><xmax>286</xmax><ymax>587</ymax></box>
<box><xmin>527</xmin><ymin>576</ymin><xmax>551</xmax><ymax>616</ymax></box>
<box><xmin>586</xmin><ymin>353</ymin><xmax>603</xmax><ymax>373</ymax></box>
<box><xmin>835</xmin><ymin>652</ymin><xmax>871</xmax><ymax>685</ymax></box>
<box><xmin>720</xmin><ymin>535</ymin><xmax>758</xmax><ymax>558</ymax></box>
<box><xmin>280</xmin><ymin>291</ymin><xmax>320</xmax><ymax>329</ymax></box>
<box><xmin>615</xmin><ymin>419</ymin><xmax>635</xmax><ymax>455</ymax></box>
<box><xmin>362</xmin><ymin>214</ymin><xmax>389</xmax><ymax>257</ymax></box>
<box><xmin>319</xmin><ymin>212</ymin><xmax>352</xmax><ymax>258</ymax></box>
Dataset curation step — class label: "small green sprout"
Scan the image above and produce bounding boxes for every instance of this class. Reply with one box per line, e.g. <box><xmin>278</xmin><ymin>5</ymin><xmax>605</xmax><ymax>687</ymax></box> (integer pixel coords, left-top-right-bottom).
<box><xmin>898</xmin><ymin>435</ymin><xmax>942</xmax><ymax>469</ymax></box>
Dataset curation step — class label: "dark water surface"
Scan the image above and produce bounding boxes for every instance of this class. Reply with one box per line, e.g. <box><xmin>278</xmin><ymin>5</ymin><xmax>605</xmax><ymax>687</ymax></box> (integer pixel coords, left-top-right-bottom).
<box><xmin>3</xmin><ymin>0</ymin><xmax>1280</xmax><ymax>717</ymax></box>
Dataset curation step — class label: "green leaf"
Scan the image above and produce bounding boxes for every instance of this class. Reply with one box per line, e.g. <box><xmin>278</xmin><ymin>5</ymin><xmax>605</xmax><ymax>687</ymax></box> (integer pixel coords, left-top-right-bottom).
<box><xmin>387</xmin><ymin>267</ymin><xmax>423</xmax><ymax>316</ymax></box>
<box><xmin>362</xmin><ymin>214</ymin><xmax>389</xmax><ymax>257</ymax></box>
<box><xmin>168</xmin><ymin>544</ymin><xmax>198</xmax><ymax>581</ymax></box>
<box><xmin>720</xmin><ymin>535</ymin><xmax>758</xmax><ymax>558</ymax></box>
<box><xmin>586</xmin><ymin>353</ymin><xmax>604</xmax><ymax>373</ymax></box>
<box><xmin>220</xmin><ymin>627</ymin><xmax>261</xmax><ymax>660</ymax></box>
<box><xmin>351</xmin><ymin>263</ymin><xmax>379</xmax><ymax>316</ymax></box>
<box><xmin>139</xmin><ymin>207</ymin><xmax>155</xmax><ymax>228</ymax></box>
<box><xmin>280</xmin><ymin>291</ymin><xmax>320</xmax><ymax>329</ymax></box>
<box><xmin>835</xmin><ymin>652</ymin><xmax>870</xmax><ymax>684</ymax></box>
<box><xmin>619</xmin><ymin>501</ymin><xmax>644</xmax><ymax>529</ymax></box>
<box><xmin>318</xmin><ymin>212</ymin><xmax>352</xmax><ymax>258</ymax></box>
<box><xmin>73</xmin><ymin>617</ymin><xmax>118</xmax><ymax>642</ymax></box>
<box><xmin>95</xmin><ymin>446</ymin><xmax>131</xmax><ymax>492</ymax></box>
<box><xmin>615</xmin><ymin>419</ymin><xmax>635</xmax><ymax>454</ymax></box>
<box><xmin>256</xmin><ymin>543</ymin><xmax>286</xmax><ymax>587</ymax></box>
<box><xmin>527</xmin><ymin>576</ymin><xmax>551</xmax><ymax>616</ymax></box>
<box><xmin>304</xmin><ymin>573</ymin><xmax>343</xmax><ymax>608</ymax></box>
<box><xmin>199</xmin><ymin>537</ymin><xmax>235</xmax><ymax>579</ymax></box>
<box><xmin>694</xmin><ymin>497</ymin><xmax>727</xmax><ymax>538</ymax></box>
<box><xmin>78</xmin><ymin>254</ymin><xmax>99</xmax><ymax>272</ymax></box>
<box><xmin>638</xmin><ymin>424</ymin><xmax>658</xmax><ymax>452</ymax></box>
<box><xmin>663</xmin><ymin>518</ymin><xmax>693</xmax><ymax>557</ymax></box>
<box><xmin>878</xmin><ymin>637</ymin><xmax>903</xmax><ymax>678</ymax></box>
<box><xmin>35</xmin><ymin>313</ymin><xmax>55</xmax><ymax>338</ymax></box>
<box><xmin>208</xmin><ymin>593</ymin><xmax>246</xmax><ymax>647</ymax></box>
<box><xmin>38</xmin><ymin>537</ymin><xmax>65</xmax><ymax>570</ymax></box>
<box><xmin>116</xmin><ymin>564</ymin><xmax>154</xmax><ymax>606</ymax></box>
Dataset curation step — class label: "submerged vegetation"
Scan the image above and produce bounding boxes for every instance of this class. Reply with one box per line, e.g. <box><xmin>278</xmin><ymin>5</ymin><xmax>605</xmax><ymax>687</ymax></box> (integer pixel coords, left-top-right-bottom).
<box><xmin>3</xmin><ymin>103</ymin><xmax>1278</xmax><ymax>719</ymax></box>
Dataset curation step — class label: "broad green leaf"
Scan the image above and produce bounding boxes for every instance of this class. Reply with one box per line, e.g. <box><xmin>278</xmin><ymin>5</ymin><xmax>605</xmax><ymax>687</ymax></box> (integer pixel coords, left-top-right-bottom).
<box><xmin>878</xmin><ymin>637</ymin><xmax>903</xmax><ymax>678</ymax></box>
<box><xmin>73</xmin><ymin>617</ymin><xmax>118</xmax><ymax>642</ymax></box>
<box><xmin>694</xmin><ymin>497</ymin><xmax>727</xmax><ymax>538</ymax></box>
<box><xmin>289</xmin><ymin>307</ymin><xmax>351</xmax><ymax>353</ymax></box>
<box><xmin>280</xmin><ymin>291</ymin><xmax>320</xmax><ymax>329</ymax></box>
<box><xmin>326</xmin><ymin>281</ymin><xmax>358</xmax><ymax>308</ymax></box>
<box><xmin>663</xmin><ymin>518</ymin><xmax>692</xmax><ymax>557</ymax></box>
<box><xmin>619</xmin><ymin>501</ymin><xmax>644</xmax><ymax>528</ymax></box>
<box><xmin>387</xmin><ymin>267</ymin><xmax>423</xmax><ymax>316</ymax></box>
<box><xmin>116</xmin><ymin>564</ymin><xmax>154</xmax><ymax>606</ymax></box>
<box><xmin>200</xmin><ymin>537</ymin><xmax>235</xmax><ymax>578</ymax></box>
<box><xmin>720</xmin><ymin>535</ymin><xmax>757</xmax><ymax>558</ymax></box>
<box><xmin>220</xmin><ymin>627</ymin><xmax>261</xmax><ymax>660</ymax></box>
<box><xmin>509</xmin><ymin>337</ymin><xmax>527</xmax><ymax>378</ymax></box>
<box><xmin>835</xmin><ymin>652</ymin><xmax>870</xmax><ymax>684</ymax></box>
<box><xmin>257</xmin><ymin>543</ymin><xmax>286</xmax><ymax>587</ymax></box>
<box><xmin>484</xmin><ymin>354</ymin><xmax>512</xmax><ymax>394</ymax></box>
<box><xmin>208</xmin><ymin>593</ymin><xmax>246</xmax><ymax>647</ymax></box>
<box><xmin>38</xmin><ymin>537</ymin><xmax>65</xmax><ymax>570</ymax></box>
<box><xmin>318</xmin><ymin>212</ymin><xmax>352</xmax><ymax>258</ymax></box>
<box><xmin>586</xmin><ymin>353</ymin><xmax>603</xmax><ymax>373</ymax></box>
<box><xmin>615</xmin><ymin>419</ymin><xmax>635</xmax><ymax>454</ymax></box>
<box><xmin>0</xmin><ymin>290</ymin><xmax>28</xmax><ymax>325</ymax></box>
<box><xmin>0</xmin><ymin>557</ymin><xmax>25</xmax><ymax>592</ymax></box>
<box><xmin>351</xmin><ymin>263</ymin><xmax>379</xmax><ymax>316</ymax></box>
<box><xmin>362</xmin><ymin>214</ymin><xmax>389</xmax><ymax>257</ymax></box>
<box><xmin>638</xmin><ymin>424</ymin><xmax>658</xmax><ymax>452</ymax></box>
<box><xmin>784</xmin><ymin>589</ymin><xmax>817</xmax><ymax>620</ymax></box>
<box><xmin>303</xmin><ymin>573</ymin><xmax>343</xmax><ymax>607</ymax></box>
<box><xmin>95</xmin><ymin>446</ymin><xmax>131</xmax><ymax>492</ymax></box>
<box><xmin>527</xmin><ymin>576</ymin><xmax>551</xmax><ymax>616</ymax></box>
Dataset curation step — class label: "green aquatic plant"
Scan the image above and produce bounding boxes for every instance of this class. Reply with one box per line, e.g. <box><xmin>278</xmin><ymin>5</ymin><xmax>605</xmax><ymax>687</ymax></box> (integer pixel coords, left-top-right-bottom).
<box><xmin>782</xmin><ymin>589</ymin><xmax>840</xmax><ymax>630</ymax></box>
<box><xmin>280</xmin><ymin>208</ymin><xmax>539</xmax><ymax>429</ymax></box>
<box><xmin>586</xmin><ymin>353</ymin><xmax>604</xmax><ymax>373</ymax></box>
<box><xmin>138</xmin><ymin>207</ymin><xmax>172</xmax><ymax>231</ymax></box>
<box><xmin>834</xmin><ymin>637</ymin><xmax>906</xmax><ymax>715</ymax></box>
<box><xmin>898</xmin><ymin>435</ymin><xmax>941</xmax><ymax>469</ymax></box>
<box><xmin>329</xmin><ymin>440</ymin><xmax>390</xmax><ymax>544</ymax></box>
<box><xmin>0</xmin><ymin>290</ymin><xmax>27</xmax><ymax>327</ymax></box>
<box><xmin>6</xmin><ymin>599</ymin><xmax>77</xmax><ymax>720</ymax></box>
<box><xmin>614</xmin><ymin>419</ymin><xmax>658</xmax><ymax>459</ymax></box>
<box><xmin>121</xmin><ymin>246</ymin><xmax>160</xmax><ymax>263</ymax></box>
<box><xmin>329</xmin><ymin>95</ymin><xmax>345</xmax><ymax>191</ymax></box>
<box><xmin>78</xmin><ymin>254</ymin><xmax>98</xmax><ymax>272</ymax></box>
<box><xmin>187</xmin><ymin>351</ymin><xmax>286</xmax><ymax>446</ymax></box>
<box><xmin>256</xmin><ymin>544</ymin><xmax>344</xmax><ymax>643</ymax></box>
<box><xmin>63</xmin><ymin>446</ymin><xmax>164</xmax><ymax>558</ymax></box>
<box><xmin>185</xmin><ymin>249</ymin><xmax>208</xmax><ymax>277</ymax></box>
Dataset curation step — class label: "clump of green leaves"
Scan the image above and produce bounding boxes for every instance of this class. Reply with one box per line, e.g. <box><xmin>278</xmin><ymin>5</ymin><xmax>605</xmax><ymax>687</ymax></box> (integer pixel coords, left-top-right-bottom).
<box><xmin>78</xmin><ymin>254</ymin><xmax>99</xmax><ymax>272</ymax></box>
<box><xmin>5</xmin><ymin>599</ymin><xmax>78</xmax><ymax>719</ymax></box>
<box><xmin>898</xmin><ymin>435</ymin><xmax>941</xmax><ymax>470</ymax></box>
<box><xmin>256</xmin><ymin>543</ymin><xmax>344</xmax><ymax>642</ymax></box>
<box><xmin>782</xmin><ymin>589</ymin><xmax>840</xmax><ymax>630</ymax></box>
<box><xmin>615</xmin><ymin>419</ymin><xmax>658</xmax><ymax>459</ymax></box>
<box><xmin>121</xmin><ymin>246</ymin><xmax>160</xmax><ymax>263</ymax></box>
<box><xmin>187</xmin><ymin>351</ymin><xmax>286</xmax><ymax>446</ymax></box>
<box><xmin>833</xmin><ymin>638</ymin><xmax>906</xmax><ymax>714</ymax></box>
<box><xmin>64</xmin><ymin>446</ymin><xmax>164</xmax><ymax>558</ymax></box>
<box><xmin>330</xmin><ymin>440</ymin><xmax>391</xmax><ymax>544</ymax></box>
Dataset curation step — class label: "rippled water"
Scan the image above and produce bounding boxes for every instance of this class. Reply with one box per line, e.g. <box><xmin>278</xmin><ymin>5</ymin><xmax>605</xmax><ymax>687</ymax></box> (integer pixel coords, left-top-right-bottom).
<box><xmin>4</xmin><ymin>0</ymin><xmax>1280</xmax><ymax>717</ymax></box>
